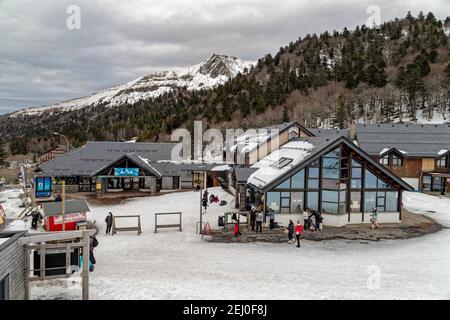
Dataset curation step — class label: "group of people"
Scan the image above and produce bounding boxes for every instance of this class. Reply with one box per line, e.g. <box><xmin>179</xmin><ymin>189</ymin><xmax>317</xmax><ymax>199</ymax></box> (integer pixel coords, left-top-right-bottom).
<box><xmin>247</xmin><ymin>208</ymin><xmax>264</xmax><ymax>233</ymax></box>
<box><xmin>302</xmin><ymin>208</ymin><xmax>323</xmax><ymax>231</ymax></box>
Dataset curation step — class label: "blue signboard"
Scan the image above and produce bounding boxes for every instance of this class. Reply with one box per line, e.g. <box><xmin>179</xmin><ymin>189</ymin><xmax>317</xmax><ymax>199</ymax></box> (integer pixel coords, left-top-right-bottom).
<box><xmin>35</xmin><ymin>177</ymin><xmax>53</xmax><ymax>198</ymax></box>
<box><xmin>114</xmin><ymin>168</ymin><xmax>139</xmax><ymax>177</ymax></box>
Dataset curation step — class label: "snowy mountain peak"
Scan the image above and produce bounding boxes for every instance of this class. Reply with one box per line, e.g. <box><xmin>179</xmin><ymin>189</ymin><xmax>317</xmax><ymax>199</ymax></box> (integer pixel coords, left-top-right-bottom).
<box><xmin>11</xmin><ymin>54</ymin><xmax>254</xmax><ymax>117</ymax></box>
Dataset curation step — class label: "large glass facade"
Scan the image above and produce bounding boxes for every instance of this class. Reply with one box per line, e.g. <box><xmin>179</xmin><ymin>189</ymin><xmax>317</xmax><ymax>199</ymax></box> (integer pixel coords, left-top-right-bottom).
<box><xmin>264</xmin><ymin>146</ymin><xmax>401</xmax><ymax>215</ymax></box>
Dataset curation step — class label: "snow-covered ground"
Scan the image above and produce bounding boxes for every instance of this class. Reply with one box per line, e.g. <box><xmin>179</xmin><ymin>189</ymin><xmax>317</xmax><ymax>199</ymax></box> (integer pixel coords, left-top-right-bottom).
<box><xmin>1</xmin><ymin>188</ymin><xmax>450</xmax><ymax>300</ymax></box>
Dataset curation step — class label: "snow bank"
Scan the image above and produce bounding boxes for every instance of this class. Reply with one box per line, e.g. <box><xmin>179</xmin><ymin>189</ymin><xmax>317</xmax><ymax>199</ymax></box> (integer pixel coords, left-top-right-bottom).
<box><xmin>403</xmin><ymin>191</ymin><xmax>450</xmax><ymax>228</ymax></box>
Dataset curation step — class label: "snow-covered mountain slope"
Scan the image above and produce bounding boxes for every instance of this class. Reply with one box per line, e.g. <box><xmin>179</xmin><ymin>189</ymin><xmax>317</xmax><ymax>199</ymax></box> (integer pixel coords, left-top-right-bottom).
<box><xmin>11</xmin><ymin>54</ymin><xmax>253</xmax><ymax>117</ymax></box>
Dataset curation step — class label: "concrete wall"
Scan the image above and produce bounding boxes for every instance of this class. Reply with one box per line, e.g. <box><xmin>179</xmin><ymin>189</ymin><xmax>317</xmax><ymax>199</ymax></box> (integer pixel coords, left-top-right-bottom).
<box><xmin>0</xmin><ymin>232</ymin><xmax>26</xmax><ymax>300</ymax></box>
<box><xmin>180</xmin><ymin>171</ymin><xmax>193</xmax><ymax>189</ymax></box>
<box><xmin>161</xmin><ymin>176</ymin><xmax>174</xmax><ymax>190</ymax></box>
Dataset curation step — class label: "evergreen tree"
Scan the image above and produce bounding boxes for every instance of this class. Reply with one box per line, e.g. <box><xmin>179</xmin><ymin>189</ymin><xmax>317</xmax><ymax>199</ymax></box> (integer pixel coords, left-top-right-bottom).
<box><xmin>333</xmin><ymin>97</ymin><xmax>348</xmax><ymax>128</ymax></box>
<box><xmin>365</xmin><ymin>37</ymin><xmax>387</xmax><ymax>87</ymax></box>
<box><xmin>282</xmin><ymin>106</ymin><xmax>290</xmax><ymax>123</ymax></box>
<box><xmin>0</xmin><ymin>140</ymin><xmax>7</xmax><ymax>166</ymax></box>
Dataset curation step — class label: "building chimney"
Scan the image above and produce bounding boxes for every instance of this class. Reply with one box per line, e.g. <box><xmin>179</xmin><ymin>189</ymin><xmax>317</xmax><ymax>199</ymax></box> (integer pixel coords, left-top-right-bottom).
<box><xmin>349</xmin><ymin>121</ymin><xmax>357</xmax><ymax>140</ymax></box>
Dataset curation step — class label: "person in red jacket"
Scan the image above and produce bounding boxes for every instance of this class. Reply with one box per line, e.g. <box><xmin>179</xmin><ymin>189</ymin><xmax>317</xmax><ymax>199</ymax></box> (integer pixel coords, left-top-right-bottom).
<box><xmin>295</xmin><ymin>221</ymin><xmax>303</xmax><ymax>248</ymax></box>
<box><xmin>233</xmin><ymin>220</ymin><xmax>241</xmax><ymax>240</ymax></box>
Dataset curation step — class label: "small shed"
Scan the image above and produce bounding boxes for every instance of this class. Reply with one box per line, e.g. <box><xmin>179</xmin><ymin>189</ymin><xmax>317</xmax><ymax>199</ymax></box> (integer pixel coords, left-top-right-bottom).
<box><xmin>42</xmin><ymin>200</ymin><xmax>90</xmax><ymax>232</ymax></box>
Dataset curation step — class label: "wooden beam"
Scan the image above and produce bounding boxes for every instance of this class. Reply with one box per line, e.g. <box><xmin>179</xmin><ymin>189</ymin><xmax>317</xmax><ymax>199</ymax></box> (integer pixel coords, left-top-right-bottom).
<box><xmin>24</xmin><ymin>246</ymin><xmax>30</xmax><ymax>300</ymax></box>
<box><xmin>40</xmin><ymin>243</ymin><xmax>46</xmax><ymax>280</ymax></box>
<box><xmin>81</xmin><ymin>230</ymin><xmax>90</xmax><ymax>300</ymax></box>
<box><xmin>18</xmin><ymin>230</ymin><xmax>95</xmax><ymax>245</ymax></box>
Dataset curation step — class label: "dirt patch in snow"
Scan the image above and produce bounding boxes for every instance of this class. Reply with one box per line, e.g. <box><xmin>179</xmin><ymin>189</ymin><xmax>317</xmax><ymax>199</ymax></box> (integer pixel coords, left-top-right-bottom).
<box><xmin>210</xmin><ymin>210</ymin><xmax>442</xmax><ymax>243</ymax></box>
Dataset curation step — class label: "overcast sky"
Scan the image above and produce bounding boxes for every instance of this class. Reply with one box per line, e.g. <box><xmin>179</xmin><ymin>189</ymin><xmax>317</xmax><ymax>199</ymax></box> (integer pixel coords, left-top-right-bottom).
<box><xmin>0</xmin><ymin>0</ymin><xmax>448</xmax><ymax>114</ymax></box>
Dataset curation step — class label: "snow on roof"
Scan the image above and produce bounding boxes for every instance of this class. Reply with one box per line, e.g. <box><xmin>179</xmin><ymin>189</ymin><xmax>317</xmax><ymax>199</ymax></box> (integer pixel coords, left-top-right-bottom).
<box><xmin>248</xmin><ymin>140</ymin><xmax>315</xmax><ymax>189</ymax></box>
<box><xmin>438</xmin><ymin>149</ymin><xmax>448</xmax><ymax>156</ymax></box>
<box><xmin>379</xmin><ymin>148</ymin><xmax>390</xmax><ymax>155</ymax></box>
<box><xmin>229</xmin><ymin>129</ymin><xmax>275</xmax><ymax>153</ymax></box>
<box><xmin>138</xmin><ymin>156</ymin><xmax>162</xmax><ymax>176</ymax></box>
<box><xmin>211</xmin><ymin>165</ymin><xmax>231</xmax><ymax>172</ymax></box>
<box><xmin>380</xmin><ymin>147</ymin><xmax>408</xmax><ymax>155</ymax></box>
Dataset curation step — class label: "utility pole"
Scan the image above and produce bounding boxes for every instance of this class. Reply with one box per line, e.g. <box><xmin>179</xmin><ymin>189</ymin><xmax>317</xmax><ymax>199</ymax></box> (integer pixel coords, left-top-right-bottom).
<box><xmin>54</xmin><ymin>132</ymin><xmax>70</xmax><ymax>152</ymax></box>
<box><xmin>61</xmin><ymin>180</ymin><xmax>66</xmax><ymax>231</ymax></box>
<box><xmin>199</xmin><ymin>188</ymin><xmax>203</xmax><ymax>234</ymax></box>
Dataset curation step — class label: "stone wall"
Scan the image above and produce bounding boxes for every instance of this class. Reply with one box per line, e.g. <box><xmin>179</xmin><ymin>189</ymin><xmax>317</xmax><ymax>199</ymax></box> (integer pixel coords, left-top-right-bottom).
<box><xmin>53</xmin><ymin>184</ymin><xmax>79</xmax><ymax>194</ymax></box>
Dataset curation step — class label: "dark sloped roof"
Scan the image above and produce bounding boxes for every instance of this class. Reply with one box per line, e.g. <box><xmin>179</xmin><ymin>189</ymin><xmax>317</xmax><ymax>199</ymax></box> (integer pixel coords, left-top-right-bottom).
<box><xmin>308</xmin><ymin>128</ymin><xmax>349</xmax><ymax>138</ymax></box>
<box><xmin>261</xmin><ymin>121</ymin><xmax>314</xmax><ymax>136</ymax></box>
<box><xmin>356</xmin><ymin>124</ymin><xmax>450</xmax><ymax>157</ymax></box>
<box><xmin>91</xmin><ymin>152</ymin><xmax>163</xmax><ymax>178</ymax></box>
<box><xmin>234</xmin><ymin>166</ymin><xmax>258</xmax><ymax>183</ymax></box>
<box><xmin>39</xmin><ymin>141</ymin><xmax>179</xmax><ymax>176</ymax></box>
<box><xmin>42</xmin><ymin>199</ymin><xmax>90</xmax><ymax>217</ymax></box>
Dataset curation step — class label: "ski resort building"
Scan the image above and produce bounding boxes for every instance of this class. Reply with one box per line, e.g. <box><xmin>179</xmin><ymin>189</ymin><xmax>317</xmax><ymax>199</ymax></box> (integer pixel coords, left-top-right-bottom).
<box><xmin>355</xmin><ymin>124</ymin><xmax>450</xmax><ymax>194</ymax></box>
<box><xmin>38</xmin><ymin>145</ymin><xmax>68</xmax><ymax>164</ymax></box>
<box><xmin>242</xmin><ymin>135</ymin><xmax>413</xmax><ymax>227</ymax></box>
<box><xmin>37</xmin><ymin>141</ymin><xmax>227</xmax><ymax>196</ymax></box>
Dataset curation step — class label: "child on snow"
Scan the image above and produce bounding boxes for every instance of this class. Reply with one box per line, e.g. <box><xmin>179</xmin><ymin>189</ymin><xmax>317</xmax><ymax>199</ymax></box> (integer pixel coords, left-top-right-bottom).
<box><xmin>287</xmin><ymin>220</ymin><xmax>294</xmax><ymax>243</ymax></box>
<box><xmin>295</xmin><ymin>221</ymin><xmax>303</xmax><ymax>248</ymax></box>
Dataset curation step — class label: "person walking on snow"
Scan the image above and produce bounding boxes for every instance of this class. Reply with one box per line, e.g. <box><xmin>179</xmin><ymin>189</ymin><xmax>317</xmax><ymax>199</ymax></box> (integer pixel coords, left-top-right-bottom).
<box><xmin>309</xmin><ymin>213</ymin><xmax>316</xmax><ymax>231</ymax></box>
<box><xmin>267</xmin><ymin>209</ymin><xmax>275</xmax><ymax>230</ymax></box>
<box><xmin>295</xmin><ymin>221</ymin><xmax>303</xmax><ymax>248</ymax></box>
<box><xmin>287</xmin><ymin>220</ymin><xmax>294</xmax><ymax>243</ymax></box>
<box><xmin>317</xmin><ymin>212</ymin><xmax>324</xmax><ymax>231</ymax></box>
<box><xmin>370</xmin><ymin>208</ymin><xmax>381</xmax><ymax>230</ymax></box>
<box><xmin>233</xmin><ymin>220</ymin><xmax>241</xmax><ymax>240</ymax></box>
<box><xmin>105</xmin><ymin>212</ymin><xmax>113</xmax><ymax>235</ymax></box>
<box><xmin>250</xmin><ymin>209</ymin><xmax>256</xmax><ymax>231</ymax></box>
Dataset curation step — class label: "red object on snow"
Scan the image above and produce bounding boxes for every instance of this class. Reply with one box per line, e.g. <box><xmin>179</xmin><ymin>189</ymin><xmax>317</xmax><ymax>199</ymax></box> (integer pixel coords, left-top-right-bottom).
<box><xmin>295</xmin><ymin>224</ymin><xmax>303</xmax><ymax>235</ymax></box>
<box><xmin>44</xmin><ymin>212</ymin><xmax>86</xmax><ymax>231</ymax></box>
<box><xmin>233</xmin><ymin>223</ymin><xmax>239</xmax><ymax>235</ymax></box>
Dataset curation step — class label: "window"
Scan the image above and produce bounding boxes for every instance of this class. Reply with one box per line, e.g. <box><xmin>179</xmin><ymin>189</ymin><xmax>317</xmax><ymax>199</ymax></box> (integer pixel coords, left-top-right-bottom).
<box><xmin>291</xmin><ymin>170</ymin><xmax>304</xmax><ymax>189</ymax></box>
<box><xmin>275</xmin><ymin>178</ymin><xmax>290</xmax><ymax>189</ymax></box>
<box><xmin>0</xmin><ymin>274</ymin><xmax>9</xmax><ymax>300</ymax></box>
<box><xmin>271</xmin><ymin>157</ymin><xmax>293</xmax><ymax>169</ymax></box>
<box><xmin>391</xmin><ymin>155</ymin><xmax>403</xmax><ymax>166</ymax></box>
<box><xmin>307</xmin><ymin>167</ymin><xmax>319</xmax><ymax>189</ymax></box>
<box><xmin>364</xmin><ymin>192</ymin><xmax>377</xmax><ymax>212</ymax></box>
<box><xmin>379</xmin><ymin>156</ymin><xmax>389</xmax><ymax>165</ymax></box>
<box><xmin>422</xmin><ymin>175</ymin><xmax>432</xmax><ymax>191</ymax></box>
<box><xmin>364</xmin><ymin>170</ymin><xmax>378</xmax><ymax>188</ymax></box>
<box><xmin>350</xmin><ymin>192</ymin><xmax>361</xmax><ymax>212</ymax></box>
<box><xmin>322</xmin><ymin>149</ymin><xmax>340</xmax><ymax>179</ymax></box>
<box><xmin>307</xmin><ymin>192</ymin><xmax>319</xmax><ymax>211</ymax></box>
<box><xmin>386</xmin><ymin>192</ymin><xmax>398</xmax><ymax>212</ymax></box>
<box><xmin>266</xmin><ymin>192</ymin><xmax>280</xmax><ymax>211</ymax></box>
<box><xmin>365</xmin><ymin>169</ymin><xmax>391</xmax><ymax>189</ymax></box>
<box><xmin>437</xmin><ymin>157</ymin><xmax>447</xmax><ymax>168</ymax></box>
<box><xmin>290</xmin><ymin>192</ymin><xmax>304</xmax><ymax>213</ymax></box>
<box><xmin>351</xmin><ymin>159</ymin><xmax>362</xmax><ymax>189</ymax></box>
<box><xmin>280</xmin><ymin>192</ymin><xmax>290</xmax><ymax>213</ymax></box>
<box><xmin>321</xmin><ymin>190</ymin><xmax>339</xmax><ymax>214</ymax></box>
